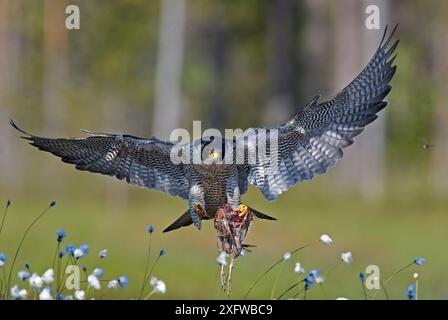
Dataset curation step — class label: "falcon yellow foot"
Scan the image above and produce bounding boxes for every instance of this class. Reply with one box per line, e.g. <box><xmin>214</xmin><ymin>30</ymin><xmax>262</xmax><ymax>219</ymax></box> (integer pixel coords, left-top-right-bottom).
<box><xmin>235</xmin><ymin>204</ymin><xmax>248</xmax><ymax>217</ymax></box>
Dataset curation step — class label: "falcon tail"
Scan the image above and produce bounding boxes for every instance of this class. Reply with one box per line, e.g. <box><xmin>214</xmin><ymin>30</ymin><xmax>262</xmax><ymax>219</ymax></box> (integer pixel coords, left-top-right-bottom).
<box><xmin>163</xmin><ymin>210</ymin><xmax>193</xmax><ymax>233</ymax></box>
<box><xmin>251</xmin><ymin>208</ymin><xmax>277</xmax><ymax>221</ymax></box>
<box><xmin>163</xmin><ymin>206</ymin><xmax>276</xmax><ymax>233</ymax></box>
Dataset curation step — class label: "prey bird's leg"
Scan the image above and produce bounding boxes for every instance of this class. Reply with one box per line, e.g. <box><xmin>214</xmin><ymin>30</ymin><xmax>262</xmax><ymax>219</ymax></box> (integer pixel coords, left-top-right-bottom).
<box><xmin>222</xmin><ymin>218</ymin><xmax>231</xmax><ymax>235</ymax></box>
<box><xmin>220</xmin><ymin>264</ymin><xmax>226</xmax><ymax>291</ymax></box>
<box><xmin>227</xmin><ymin>257</ymin><xmax>235</xmax><ymax>296</ymax></box>
<box><xmin>222</xmin><ymin>215</ymin><xmax>239</xmax><ymax>249</ymax></box>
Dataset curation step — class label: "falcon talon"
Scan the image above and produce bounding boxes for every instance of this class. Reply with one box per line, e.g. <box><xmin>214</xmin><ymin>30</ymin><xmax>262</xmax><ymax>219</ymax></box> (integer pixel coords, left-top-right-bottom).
<box><xmin>194</xmin><ymin>204</ymin><xmax>209</xmax><ymax>219</ymax></box>
<box><xmin>236</xmin><ymin>204</ymin><xmax>248</xmax><ymax>217</ymax></box>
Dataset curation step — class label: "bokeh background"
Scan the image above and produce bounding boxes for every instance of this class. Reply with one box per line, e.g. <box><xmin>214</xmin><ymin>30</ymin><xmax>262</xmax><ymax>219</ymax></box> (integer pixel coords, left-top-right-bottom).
<box><xmin>0</xmin><ymin>0</ymin><xmax>447</xmax><ymax>299</ymax></box>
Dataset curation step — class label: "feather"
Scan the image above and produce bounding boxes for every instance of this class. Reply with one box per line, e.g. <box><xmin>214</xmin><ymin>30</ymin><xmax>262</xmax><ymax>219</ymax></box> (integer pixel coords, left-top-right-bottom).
<box><xmin>239</xmin><ymin>25</ymin><xmax>399</xmax><ymax>201</ymax></box>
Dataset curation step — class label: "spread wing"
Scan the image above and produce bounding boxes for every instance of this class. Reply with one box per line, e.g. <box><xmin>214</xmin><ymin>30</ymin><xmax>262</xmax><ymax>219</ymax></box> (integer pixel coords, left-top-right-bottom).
<box><xmin>10</xmin><ymin>120</ymin><xmax>190</xmax><ymax>199</ymax></box>
<box><xmin>238</xmin><ymin>25</ymin><xmax>398</xmax><ymax>201</ymax></box>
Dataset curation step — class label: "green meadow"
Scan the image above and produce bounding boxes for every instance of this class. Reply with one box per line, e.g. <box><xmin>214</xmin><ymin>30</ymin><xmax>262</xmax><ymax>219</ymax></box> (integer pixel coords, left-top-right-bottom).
<box><xmin>1</xmin><ymin>168</ymin><xmax>446</xmax><ymax>299</ymax></box>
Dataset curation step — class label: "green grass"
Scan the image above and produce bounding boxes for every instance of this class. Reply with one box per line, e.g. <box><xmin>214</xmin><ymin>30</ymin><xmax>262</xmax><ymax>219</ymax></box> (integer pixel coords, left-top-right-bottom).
<box><xmin>0</xmin><ymin>172</ymin><xmax>447</xmax><ymax>299</ymax></box>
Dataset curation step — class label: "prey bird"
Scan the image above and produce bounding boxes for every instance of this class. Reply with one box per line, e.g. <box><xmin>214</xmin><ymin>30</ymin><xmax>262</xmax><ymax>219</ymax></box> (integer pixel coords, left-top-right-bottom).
<box><xmin>215</xmin><ymin>204</ymin><xmax>255</xmax><ymax>293</ymax></box>
<box><xmin>11</xmin><ymin>26</ymin><xmax>398</xmax><ymax>289</ymax></box>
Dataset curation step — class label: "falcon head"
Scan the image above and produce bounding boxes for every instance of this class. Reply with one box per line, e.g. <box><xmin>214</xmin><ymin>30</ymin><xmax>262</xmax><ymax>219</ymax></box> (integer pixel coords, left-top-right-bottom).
<box><xmin>175</xmin><ymin>136</ymin><xmax>225</xmax><ymax>165</ymax></box>
<box><xmin>207</xmin><ymin>148</ymin><xmax>221</xmax><ymax>160</ymax></box>
<box><xmin>200</xmin><ymin>135</ymin><xmax>226</xmax><ymax>165</ymax></box>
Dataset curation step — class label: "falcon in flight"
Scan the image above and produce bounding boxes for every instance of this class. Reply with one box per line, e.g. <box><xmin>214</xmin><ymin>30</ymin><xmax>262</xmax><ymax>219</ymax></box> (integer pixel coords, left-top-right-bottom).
<box><xmin>11</xmin><ymin>26</ymin><xmax>398</xmax><ymax>233</ymax></box>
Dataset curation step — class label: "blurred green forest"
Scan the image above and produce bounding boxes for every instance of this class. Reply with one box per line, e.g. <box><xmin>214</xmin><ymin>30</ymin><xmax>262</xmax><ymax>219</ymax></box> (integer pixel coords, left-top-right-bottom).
<box><xmin>0</xmin><ymin>0</ymin><xmax>447</xmax><ymax>299</ymax></box>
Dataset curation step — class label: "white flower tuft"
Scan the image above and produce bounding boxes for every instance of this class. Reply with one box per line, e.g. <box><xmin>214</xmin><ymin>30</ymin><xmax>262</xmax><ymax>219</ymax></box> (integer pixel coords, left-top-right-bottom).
<box><xmin>150</xmin><ymin>277</ymin><xmax>166</xmax><ymax>294</ymax></box>
<box><xmin>75</xmin><ymin>290</ymin><xmax>85</xmax><ymax>300</ymax></box>
<box><xmin>99</xmin><ymin>249</ymin><xmax>108</xmax><ymax>259</ymax></box>
<box><xmin>74</xmin><ymin>248</ymin><xmax>84</xmax><ymax>259</ymax></box>
<box><xmin>17</xmin><ymin>270</ymin><xmax>30</xmax><ymax>281</ymax></box>
<box><xmin>315</xmin><ymin>275</ymin><xmax>325</xmax><ymax>284</ymax></box>
<box><xmin>42</xmin><ymin>268</ymin><xmax>54</xmax><ymax>284</ymax></box>
<box><xmin>294</xmin><ymin>262</ymin><xmax>305</xmax><ymax>274</ymax></box>
<box><xmin>150</xmin><ymin>277</ymin><xmax>158</xmax><ymax>287</ymax></box>
<box><xmin>341</xmin><ymin>252</ymin><xmax>353</xmax><ymax>264</ymax></box>
<box><xmin>28</xmin><ymin>273</ymin><xmax>43</xmax><ymax>288</ymax></box>
<box><xmin>39</xmin><ymin>287</ymin><xmax>53</xmax><ymax>300</ymax></box>
<box><xmin>216</xmin><ymin>252</ymin><xmax>227</xmax><ymax>266</ymax></box>
<box><xmin>283</xmin><ymin>252</ymin><xmax>292</xmax><ymax>260</ymax></box>
<box><xmin>10</xmin><ymin>285</ymin><xmax>27</xmax><ymax>300</ymax></box>
<box><xmin>320</xmin><ymin>234</ymin><xmax>333</xmax><ymax>245</ymax></box>
<box><xmin>87</xmin><ymin>274</ymin><xmax>101</xmax><ymax>290</ymax></box>
<box><xmin>107</xmin><ymin>279</ymin><xmax>119</xmax><ymax>289</ymax></box>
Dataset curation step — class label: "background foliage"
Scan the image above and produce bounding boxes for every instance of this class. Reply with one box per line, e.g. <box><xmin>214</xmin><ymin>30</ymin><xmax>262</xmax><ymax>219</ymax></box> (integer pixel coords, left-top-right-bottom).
<box><xmin>0</xmin><ymin>0</ymin><xmax>447</xmax><ymax>299</ymax></box>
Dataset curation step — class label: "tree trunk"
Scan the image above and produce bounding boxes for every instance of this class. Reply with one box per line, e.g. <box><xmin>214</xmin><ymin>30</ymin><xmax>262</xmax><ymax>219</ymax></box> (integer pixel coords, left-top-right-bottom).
<box><xmin>430</xmin><ymin>2</ymin><xmax>448</xmax><ymax>196</ymax></box>
<box><xmin>206</xmin><ymin>16</ymin><xmax>229</xmax><ymax>130</ymax></box>
<box><xmin>0</xmin><ymin>0</ymin><xmax>22</xmax><ymax>190</ymax></box>
<box><xmin>152</xmin><ymin>0</ymin><xmax>186</xmax><ymax>139</ymax></box>
<box><xmin>302</xmin><ymin>0</ymin><xmax>331</xmax><ymax>99</ymax></box>
<box><xmin>42</xmin><ymin>0</ymin><xmax>69</xmax><ymax>134</ymax></box>
<box><xmin>263</xmin><ymin>0</ymin><xmax>294</xmax><ymax>125</ymax></box>
<box><xmin>331</xmin><ymin>0</ymin><xmax>389</xmax><ymax>199</ymax></box>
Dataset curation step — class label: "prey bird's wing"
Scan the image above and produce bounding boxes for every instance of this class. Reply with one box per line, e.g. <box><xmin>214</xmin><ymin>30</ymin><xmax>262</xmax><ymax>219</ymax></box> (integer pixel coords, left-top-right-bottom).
<box><xmin>10</xmin><ymin>120</ymin><xmax>190</xmax><ymax>200</ymax></box>
<box><xmin>238</xmin><ymin>25</ymin><xmax>398</xmax><ymax>201</ymax></box>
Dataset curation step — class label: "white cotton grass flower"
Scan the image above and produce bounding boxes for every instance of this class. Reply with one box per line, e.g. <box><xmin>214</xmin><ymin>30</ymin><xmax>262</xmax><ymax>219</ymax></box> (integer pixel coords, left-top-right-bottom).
<box><xmin>87</xmin><ymin>274</ymin><xmax>101</xmax><ymax>290</ymax></box>
<box><xmin>42</xmin><ymin>268</ymin><xmax>55</xmax><ymax>284</ymax></box>
<box><xmin>216</xmin><ymin>252</ymin><xmax>227</xmax><ymax>266</ymax></box>
<box><xmin>74</xmin><ymin>248</ymin><xmax>84</xmax><ymax>259</ymax></box>
<box><xmin>18</xmin><ymin>270</ymin><xmax>31</xmax><ymax>281</ymax></box>
<box><xmin>10</xmin><ymin>285</ymin><xmax>27</xmax><ymax>300</ymax></box>
<box><xmin>39</xmin><ymin>287</ymin><xmax>53</xmax><ymax>300</ymax></box>
<box><xmin>341</xmin><ymin>252</ymin><xmax>353</xmax><ymax>264</ymax></box>
<box><xmin>107</xmin><ymin>279</ymin><xmax>119</xmax><ymax>289</ymax></box>
<box><xmin>320</xmin><ymin>234</ymin><xmax>333</xmax><ymax>245</ymax></box>
<box><xmin>155</xmin><ymin>280</ymin><xmax>166</xmax><ymax>294</ymax></box>
<box><xmin>150</xmin><ymin>277</ymin><xmax>158</xmax><ymax>287</ymax></box>
<box><xmin>93</xmin><ymin>268</ymin><xmax>104</xmax><ymax>279</ymax></box>
<box><xmin>99</xmin><ymin>249</ymin><xmax>108</xmax><ymax>259</ymax></box>
<box><xmin>315</xmin><ymin>274</ymin><xmax>325</xmax><ymax>284</ymax></box>
<box><xmin>283</xmin><ymin>252</ymin><xmax>292</xmax><ymax>261</ymax></box>
<box><xmin>28</xmin><ymin>273</ymin><xmax>43</xmax><ymax>288</ymax></box>
<box><xmin>0</xmin><ymin>253</ymin><xmax>7</xmax><ymax>267</ymax></box>
<box><xmin>74</xmin><ymin>290</ymin><xmax>85</xmax><ymax>300</ymax></box>
<box><xmin>336</xmin><ymin>297</ymin><xmax>349</xmax><ymax>300</ymax></box>
<box><xmin>294</xmin><ymin>262</ymin><xmax>305</xmax><ymax>274</ymax></box>
<box><xmin>150</xmin><ymin>277</ymin><xmax>166</xmax><ymax>294</ymax></box>
<box><xmin>413</xmin><ymin>272</ymin><xmax>419</xmax><ymax>279</ymax></box>
<box><xmin>309</xmin><ymin>269</ymin><xmax>325</xmax><ymax>284</ymax></box>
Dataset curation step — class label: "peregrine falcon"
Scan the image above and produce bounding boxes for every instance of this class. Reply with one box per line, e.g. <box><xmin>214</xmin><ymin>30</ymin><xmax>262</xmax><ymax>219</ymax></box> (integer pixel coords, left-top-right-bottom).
<box><xmin>11</xmin><ymin>26</ymin><xmax>398</xmax><ymax>233</ymax></box>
